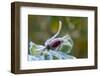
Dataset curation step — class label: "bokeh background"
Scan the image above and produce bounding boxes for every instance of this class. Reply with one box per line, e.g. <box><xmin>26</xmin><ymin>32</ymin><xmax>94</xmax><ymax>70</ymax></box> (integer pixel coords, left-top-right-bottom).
<box><xmin>28</xmin><ymin>15</ymin><xmax>88</xmax><ymax>58</ymax></box>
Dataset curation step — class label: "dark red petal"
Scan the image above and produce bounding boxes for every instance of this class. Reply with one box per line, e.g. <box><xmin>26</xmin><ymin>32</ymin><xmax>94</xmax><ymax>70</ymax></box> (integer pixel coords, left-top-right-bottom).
<box><xmin>51</xmin><ymin>40</ymin><xmax>61</xmax><ymax>48</ymax></box>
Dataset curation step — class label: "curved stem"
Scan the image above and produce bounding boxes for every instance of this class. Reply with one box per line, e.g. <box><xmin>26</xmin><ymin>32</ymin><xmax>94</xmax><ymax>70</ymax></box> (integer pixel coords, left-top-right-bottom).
<box><xmin>50</xmin><ymin>20</ymin><xmax>62</xmax><ymax>40</ymax></box>
<box><xmin>45</xmin><ymin>21</ymin><xmax>62</xmax><ymax>46</ymax></box>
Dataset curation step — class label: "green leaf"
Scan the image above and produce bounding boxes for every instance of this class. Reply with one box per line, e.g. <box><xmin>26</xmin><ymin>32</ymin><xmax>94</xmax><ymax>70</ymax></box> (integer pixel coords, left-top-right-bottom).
<box><xmin>59</xmin><ymin>44</ymin><xmax>71</xmax><ymax>54</ymax></box>
<box><xmin>53</xmin><ymin>55</ymin><xmax>59</xmax><ymax>60</ymax></box>
<box><xmin>30</xmin><ymin>45</ymin><xmax>41</xmax><ymax>55</ymax></box>
<box><xmin>58</xmin><ymin>35</ymin><xmax>73</xmax><ymax>54</ymax></box>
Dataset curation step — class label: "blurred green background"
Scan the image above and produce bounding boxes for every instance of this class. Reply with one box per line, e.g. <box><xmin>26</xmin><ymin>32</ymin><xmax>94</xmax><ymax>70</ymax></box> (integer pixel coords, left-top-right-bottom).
<box><xmin>28</xmin><ymin>15</ymin><xmax>88</xmax><ymax>58</ymax></box>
